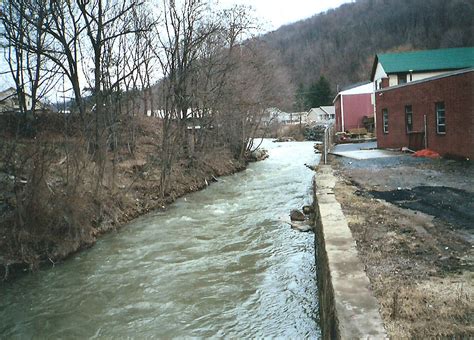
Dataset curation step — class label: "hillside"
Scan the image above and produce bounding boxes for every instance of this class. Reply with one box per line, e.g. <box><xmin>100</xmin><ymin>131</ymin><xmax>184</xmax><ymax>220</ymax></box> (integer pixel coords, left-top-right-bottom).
<box><xmin>263</xmin><ymin>0</ymin><xmax>474</xmax><ymax>96</ymax></box>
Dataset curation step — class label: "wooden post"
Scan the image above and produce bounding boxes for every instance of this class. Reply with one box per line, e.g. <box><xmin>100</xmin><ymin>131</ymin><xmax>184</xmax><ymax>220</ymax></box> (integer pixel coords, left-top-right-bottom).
<box><xmin>424</xmin><ymin>115</ymin><xmax>428</xmax><ymax>149</ymax></box>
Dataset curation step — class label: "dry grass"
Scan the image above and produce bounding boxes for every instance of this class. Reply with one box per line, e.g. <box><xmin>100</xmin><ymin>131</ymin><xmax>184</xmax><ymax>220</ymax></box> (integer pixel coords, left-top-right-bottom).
<box><xmin>333</xmin><ymin>176</ymin><xmax>473</xmax><ymax>337</ymax></box>
<box><xmin>277</xmin><ymin>124</ymin><xmax>306</xmax><ymax>141</ymax></box>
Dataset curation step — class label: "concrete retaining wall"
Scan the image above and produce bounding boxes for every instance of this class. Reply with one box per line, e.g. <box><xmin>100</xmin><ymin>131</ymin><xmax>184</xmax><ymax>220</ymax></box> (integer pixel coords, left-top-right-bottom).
<box><xmin>313</xmin><ymin>165</ymin><xmax>386</xmax><ymax>339</ymax></box>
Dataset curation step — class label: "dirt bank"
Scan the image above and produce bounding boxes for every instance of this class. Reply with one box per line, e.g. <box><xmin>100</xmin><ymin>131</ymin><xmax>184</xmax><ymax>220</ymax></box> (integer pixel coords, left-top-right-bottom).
<box><xmin>330</xmin><ymin>154</ymin><xmax>473</xmax><ymax>337</ymax></box>
<box><xmin>0</xmin><ymin>115</ymin><xmax>246</xmax><ymax>280</ymax></box>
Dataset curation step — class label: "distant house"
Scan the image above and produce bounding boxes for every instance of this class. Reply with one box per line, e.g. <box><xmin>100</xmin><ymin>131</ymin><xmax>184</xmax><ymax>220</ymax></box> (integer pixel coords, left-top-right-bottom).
<box><xmin>375</xmin><ymin>68</ymin><xmax>473</xmax><ymax>159</ymax></box>
<box><xmin>334</xmin><ymin>82</ymin><xmax>374</xmax><ymax>132</ymax></box>
<box><xmin>0</xmin><ymin>87</ymin><xmax>48</xmax><ymax>114</ymax></box>
<box><xmin>261</xmin><ymin>107</ymin><xmax>282</xmax><ymax>125</ymax></box>
<box><xmin>0</xmin><ymin>87</ymin><xmax>21</xmax><ymax>113</ymax></box>
<box><xmin>307</xmin><ymin>106</ymin><xmax>335</xmax><ymax>124</ymax></box>
<box><xmin>278</xmin><ymin>111</ymin><xmax>307</xmax><ymax>125</ymax></box>
<box><xmin>371</xmin><ymin>47</ymin><xmax>474</xmax><ymax>90</ymax></box>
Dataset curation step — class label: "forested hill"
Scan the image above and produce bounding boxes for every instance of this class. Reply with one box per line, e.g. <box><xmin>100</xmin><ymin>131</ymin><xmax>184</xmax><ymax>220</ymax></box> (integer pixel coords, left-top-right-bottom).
<box><xmin>263</xmin><ymin>0</ymin><xmax>474</xmax><ymax>93</ymax></box>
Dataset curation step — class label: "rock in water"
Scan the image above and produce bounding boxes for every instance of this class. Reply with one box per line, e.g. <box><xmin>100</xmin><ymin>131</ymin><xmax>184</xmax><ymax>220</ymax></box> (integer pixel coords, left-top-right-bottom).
<box><xmin>290</xmin><ymin>222</ymin><xmax>313</xmax><ymax>232</ymax></box>
<box><xmin>273</xmin><ymin>136</ymin><xmax>295</xmax><ymax>142</ymax></box>
<box><xmin>290</xmin><ymin>209</ymin><xmax>305</xmax><ymax>221</ymax></box>
<box><xmin>247</xmin><ymin>149</ymin><xmax>269</xmax><ymax>162</ymax></box>
<box><xmin>302</xmin><ymin>205</ymin><xmax>314</xmax><ymax>214</ymax></box>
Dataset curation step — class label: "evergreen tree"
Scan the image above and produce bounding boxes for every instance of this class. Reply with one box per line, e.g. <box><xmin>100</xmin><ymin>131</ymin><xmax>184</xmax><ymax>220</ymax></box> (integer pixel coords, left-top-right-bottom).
<box><xmin>294</xmin><ymin>83</ymin><xmax>306</xmax><ymax>111</ymax></box>
<box><xmin>306</xmin><ymin>76</ymin><xmax>333</xmax><ymax>108</ymax></box>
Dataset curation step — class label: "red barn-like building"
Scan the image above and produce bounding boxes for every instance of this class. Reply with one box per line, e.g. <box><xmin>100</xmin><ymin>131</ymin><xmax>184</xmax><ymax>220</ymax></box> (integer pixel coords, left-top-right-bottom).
<box><xmin>375</xmin><ymin>69</ymin><xmax>473</xmax><ymax>159</ymax></box>
<box><xmin>334</xmin><ymin>82</ymin><xmax>374</xmax><ymax>132</ymax></box>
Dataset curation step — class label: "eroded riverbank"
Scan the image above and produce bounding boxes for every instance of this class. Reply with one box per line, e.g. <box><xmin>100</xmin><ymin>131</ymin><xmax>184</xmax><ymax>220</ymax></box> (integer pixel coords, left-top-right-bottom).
<box><xmin>1</xmin><ymin>140</ymin><xmax>321</xmax><ymax>338</ymax></box>
<box><xmin>0</xmin><ymin>115</ymin><xmax>246</xmax><ymax>280</ymax></box>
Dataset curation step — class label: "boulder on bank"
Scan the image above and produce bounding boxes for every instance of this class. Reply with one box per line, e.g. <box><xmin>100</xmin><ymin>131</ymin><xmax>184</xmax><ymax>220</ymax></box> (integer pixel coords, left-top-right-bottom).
<box><xmin>273</xmin><ymin>136</ymin><xmax>295</xmax><ymax>143</ymax></box>
<box><xmin>314</xmin><ymin>142</ymin><xmax>323</xmax><ymax>153</ymax></box>
<box><xmin>290</xmin><ymin>209</ymin><xmax>305</xmax><ymax>221</ymax></box>
<box><xmin>290</xmin><ymin>222</ymin><xmax>313</xmax><ymax>232</ymax></box>
<box><xmin>247</xmin><ymin>148</ymin><xmax>269</xmax><ymax>162</ymax></box>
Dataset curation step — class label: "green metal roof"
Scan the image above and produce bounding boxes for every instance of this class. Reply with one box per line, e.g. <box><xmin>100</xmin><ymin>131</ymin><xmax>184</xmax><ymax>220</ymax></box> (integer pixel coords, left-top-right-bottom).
<box><xmin>374</xmin><ymin>47</ymin><xmax>474</xmax><ymax>76</ymax></box>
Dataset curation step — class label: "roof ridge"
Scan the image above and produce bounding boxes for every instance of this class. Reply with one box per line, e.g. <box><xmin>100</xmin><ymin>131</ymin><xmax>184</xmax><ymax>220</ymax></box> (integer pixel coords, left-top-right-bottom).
<box><xmin>373</xmin><ymin>47</ymin><xmax>474</xmax><ymax>77</ymax></box>
<box><xmin>378</xmin><ymin>46</ymin><xmax>474</xmax><ymax>57</ymax></box>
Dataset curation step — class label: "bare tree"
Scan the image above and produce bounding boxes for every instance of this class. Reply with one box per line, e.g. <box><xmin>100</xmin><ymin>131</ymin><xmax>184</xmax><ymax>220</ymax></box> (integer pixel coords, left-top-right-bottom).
<box><xmin>150</xmin><ymin>0</ymin><xmax>261</xmax><ymax>197</ymax></box>
<box><xmin>0</xmin><ymin>0</ymin><xmax>60</xmax><ymax>135</ymax></box>
<box><xmin>217</xmin><ymin>40</ymin><xmax>292</xmax><ymax>159</ymax></box>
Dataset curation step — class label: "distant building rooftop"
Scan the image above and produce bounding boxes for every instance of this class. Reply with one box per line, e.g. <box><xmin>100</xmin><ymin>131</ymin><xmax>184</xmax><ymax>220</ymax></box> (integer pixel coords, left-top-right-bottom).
<box><xmin>333</xmin><ymin>82</ymin><xmax>373</xmax><ymax>102</ymax></box>
<box><xmin>340</xmin><ymin>81</ymin><xmax>371</xmax><ymax>92</ymax></box>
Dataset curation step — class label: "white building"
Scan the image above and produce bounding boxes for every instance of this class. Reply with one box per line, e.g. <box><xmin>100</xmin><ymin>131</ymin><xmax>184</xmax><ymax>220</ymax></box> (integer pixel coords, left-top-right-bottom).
<box><xmin>278</xmin><ymin>111</ymin><xmax>307</xmax><ymax>125</ymax></box>
<box><xmin>0</xmin><ymin>87</ymin><xmax>48</xmax><ymax>113</ymax></box>
<box><xmin>306</xmin><ymin>106</ymin><xmax>335</xmax><ymax>124</ymax></box>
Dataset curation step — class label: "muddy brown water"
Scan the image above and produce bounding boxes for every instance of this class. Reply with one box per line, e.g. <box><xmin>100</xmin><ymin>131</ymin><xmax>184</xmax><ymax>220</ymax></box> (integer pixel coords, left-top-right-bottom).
<box><xmin>0</xmin><ymin>140</ymin><xmax>321</xmax><ymax>338</ymax></box>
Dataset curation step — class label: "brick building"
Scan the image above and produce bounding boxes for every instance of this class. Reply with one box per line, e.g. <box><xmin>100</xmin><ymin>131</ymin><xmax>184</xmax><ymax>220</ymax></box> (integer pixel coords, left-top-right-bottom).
<box><xmin>375</xmin><ymin>69</ymin><xmax>473</xmax><ymax>159</ymax></box>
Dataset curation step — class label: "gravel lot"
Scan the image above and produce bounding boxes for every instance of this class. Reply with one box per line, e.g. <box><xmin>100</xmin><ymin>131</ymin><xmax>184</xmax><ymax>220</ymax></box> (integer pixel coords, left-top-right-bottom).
<box><xmin>330</xmin><ymin>152</ymin><xmax>473</xmax><ymax>337</ymax></box>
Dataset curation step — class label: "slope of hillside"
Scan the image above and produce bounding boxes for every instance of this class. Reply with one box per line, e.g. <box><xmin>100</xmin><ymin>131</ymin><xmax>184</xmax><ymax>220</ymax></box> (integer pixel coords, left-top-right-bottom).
<box><xmin>263</xmin><ymin>0</ymin><xmax>474</xmax><ymax>92</ymax></box>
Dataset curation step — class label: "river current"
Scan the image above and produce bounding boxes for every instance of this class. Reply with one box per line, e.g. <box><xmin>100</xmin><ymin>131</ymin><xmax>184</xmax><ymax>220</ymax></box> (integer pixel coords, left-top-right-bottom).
<box><xmin>1</xmin><ymin>140</ymin><xmax>321</xmax><ymax>338</ymax></box>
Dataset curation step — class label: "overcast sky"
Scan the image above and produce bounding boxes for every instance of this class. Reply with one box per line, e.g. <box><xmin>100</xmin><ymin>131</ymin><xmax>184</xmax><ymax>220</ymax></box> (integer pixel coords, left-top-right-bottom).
<box><xmin>218</xmin><ymin>0</ymin><xmax>353</xmax><ymax>31</ymax></box>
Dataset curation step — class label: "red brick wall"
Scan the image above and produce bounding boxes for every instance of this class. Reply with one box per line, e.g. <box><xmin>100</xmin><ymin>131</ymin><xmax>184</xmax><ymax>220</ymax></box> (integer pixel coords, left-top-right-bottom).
<box><xmin>335</xmin><ymin>93</ymin><xmax>373</xmax><ymax>132</ymax></box>
<box><xmin>375</xmin><ymin>71</ymin><xmax>474</xmax><ymax>159</ymax></box>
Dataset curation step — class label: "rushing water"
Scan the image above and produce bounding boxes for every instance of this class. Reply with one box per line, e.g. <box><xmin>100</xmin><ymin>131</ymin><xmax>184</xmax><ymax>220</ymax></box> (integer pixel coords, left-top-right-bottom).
<box><xmin>1</xmin><ymin>140</ymin><xmax>321</xmax><ymax>338</ymax></box>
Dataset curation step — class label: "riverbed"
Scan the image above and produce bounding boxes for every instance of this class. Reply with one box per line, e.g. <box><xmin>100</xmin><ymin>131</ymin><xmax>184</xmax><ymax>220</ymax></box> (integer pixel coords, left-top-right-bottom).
<box><xmin>0</xmin><ymin>140</ymin><xmax>321</xmax><ymax>338</ymax></box>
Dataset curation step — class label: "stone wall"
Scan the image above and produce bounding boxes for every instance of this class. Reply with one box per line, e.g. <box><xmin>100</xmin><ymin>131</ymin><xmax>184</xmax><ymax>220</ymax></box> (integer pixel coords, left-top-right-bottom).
<box><xmin>313</xmin><ymin>166</ymin><xmax>386</xmax><ymax>339</ymax></box>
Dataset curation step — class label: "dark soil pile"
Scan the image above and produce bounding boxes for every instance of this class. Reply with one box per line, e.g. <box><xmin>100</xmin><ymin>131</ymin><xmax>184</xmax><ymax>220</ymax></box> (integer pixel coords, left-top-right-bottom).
<box><xmin>369</xmin><ymin>186</ymin><xmax>474</xmax><ymax>230</ymax></box>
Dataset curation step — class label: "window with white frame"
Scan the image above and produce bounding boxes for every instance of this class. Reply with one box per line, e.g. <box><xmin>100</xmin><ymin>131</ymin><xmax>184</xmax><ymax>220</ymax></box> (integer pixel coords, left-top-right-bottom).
<box><xmin>436</xmin><ymin>102</ymin><xmax>446</xmax><ymax>134</ymax></box>
<box><xmin>382</xmin><ymin>109</ymin><xmax>389</xmax><ymax>133</ymax></box>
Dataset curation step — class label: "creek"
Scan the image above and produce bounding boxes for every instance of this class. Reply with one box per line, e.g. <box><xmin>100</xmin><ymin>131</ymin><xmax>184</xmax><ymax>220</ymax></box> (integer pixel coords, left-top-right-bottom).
<box><xmin>0</xmin><ymin>140</ymin><xmax>320</xmax><ymax>338</ymax></box>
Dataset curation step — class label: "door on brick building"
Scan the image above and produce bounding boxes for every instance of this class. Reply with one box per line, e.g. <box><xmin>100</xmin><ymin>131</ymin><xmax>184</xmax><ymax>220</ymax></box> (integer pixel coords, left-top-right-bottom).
<box><xmin>408</xmin><ymin>132</ymin><xmax>424</xmax><ymax>150</ymax></box>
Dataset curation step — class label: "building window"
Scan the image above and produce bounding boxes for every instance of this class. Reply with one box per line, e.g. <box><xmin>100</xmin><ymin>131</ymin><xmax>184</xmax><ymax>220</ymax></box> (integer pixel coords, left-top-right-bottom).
<box><xmin>382</xmin><ymin>109</ymin><xmax>388</xmax><ymax>133</ymax></box>
<box><xmin>405</xmin><ymin>105</ymin><xmax>413</xmax><ymax>133</ymax></box>
<box><xmin>436</xmin><ymin>102</ymin><xmax>446</xmax><ymax>134</ymax></box>
<box><xmin>398</xmin><ymin>73</ymin><xmax>407</xmax><ymax>85</ymax></box>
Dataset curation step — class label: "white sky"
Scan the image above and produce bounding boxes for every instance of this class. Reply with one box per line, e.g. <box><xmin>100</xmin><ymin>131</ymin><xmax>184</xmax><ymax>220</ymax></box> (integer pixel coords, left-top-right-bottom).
<box><xmin>218</xmin><ymin>0</ymin><xmax>353</xmax><ymax>32</ymax></box>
